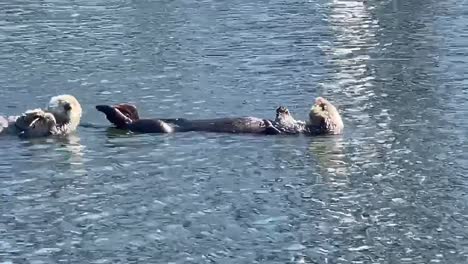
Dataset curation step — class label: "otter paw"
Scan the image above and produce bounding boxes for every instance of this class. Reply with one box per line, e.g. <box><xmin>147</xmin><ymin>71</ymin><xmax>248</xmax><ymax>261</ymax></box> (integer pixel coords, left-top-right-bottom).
<box><xmin>263</xmin><ymin>119</ymin><xmax>282</xmax><ymax>135</ymax></box>
<box><xmin>15</xmin><ymin>109</ymin><xmax>47</xmax><ymax>130</ymax></box>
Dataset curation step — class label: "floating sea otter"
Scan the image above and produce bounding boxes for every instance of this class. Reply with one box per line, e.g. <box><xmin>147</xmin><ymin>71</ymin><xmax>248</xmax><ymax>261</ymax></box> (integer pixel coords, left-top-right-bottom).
<box><xmin>96</xmin><ymin>97</ymin><xmax>343</xmax><ymax>135</ymax></box>
<box><xmin>0</xmin><ymin>94</ymin><xmax>82</xmax><ymax>138</ymax></box>
<box><xmin>0</xmin><ymin>109</ymin><xmax>57</xmax><ymax>138</ymax></box>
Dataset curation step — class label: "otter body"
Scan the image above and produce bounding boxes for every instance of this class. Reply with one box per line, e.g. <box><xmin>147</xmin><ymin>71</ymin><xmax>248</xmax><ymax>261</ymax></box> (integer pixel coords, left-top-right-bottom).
<box><xmin>96</xmin><ymin>97</ymin><xmax>344</xmax><ymax>136</ymax></box>
<box><xmin>129</xmin><ymin>117</ymin><xmax>274</xmax><ymax>134</ymax></box>
<box><xmin>0</xmin><ymin>94</ymin><xmax>82</xmax><ymax>139</ymax></box>
<box><xmin>163</xmin><ymin>117</ymin><xmax>284</xmax><ymax>134</ymax></box>
<box><xmin>0</xmin><ymin>109</ymin><xmax>57</xmax><ymax>138</ymax></box>
<box><xmin>125</xmin><ymin>117</ymin><xmax>281</xmax><ymax>134</ymax></box>
<box><xmin>96</xmin><ymin>96</ymin><xmax>344</xmax><ymax>136</ymax></box>
<box><xmin>96</xmin><ymin>104</ymin><xmax>283</xmax><ymax>134</ymax></box>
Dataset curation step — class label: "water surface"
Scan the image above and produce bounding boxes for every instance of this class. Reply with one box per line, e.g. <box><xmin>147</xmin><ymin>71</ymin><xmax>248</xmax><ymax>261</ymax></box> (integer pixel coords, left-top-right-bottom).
<box><xmin>1</xmin><ymin>0</ymin><xmax>467</xmax><ymax>263</ymax></box>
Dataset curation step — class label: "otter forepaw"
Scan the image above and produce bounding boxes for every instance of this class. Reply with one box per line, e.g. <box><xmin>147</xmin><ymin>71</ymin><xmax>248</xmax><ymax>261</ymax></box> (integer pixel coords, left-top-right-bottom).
<box><xmin>263</xmin><ymin>119</ymin><xmax>282</xmax><ymax>135</ymax></box>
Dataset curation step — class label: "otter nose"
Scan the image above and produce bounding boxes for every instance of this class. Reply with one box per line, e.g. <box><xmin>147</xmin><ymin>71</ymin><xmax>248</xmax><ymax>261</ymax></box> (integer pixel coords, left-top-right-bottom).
<box><xmin>64</xmin><ymin>103</ymin><xmax>72</xmax><ymax>111</ymax></box>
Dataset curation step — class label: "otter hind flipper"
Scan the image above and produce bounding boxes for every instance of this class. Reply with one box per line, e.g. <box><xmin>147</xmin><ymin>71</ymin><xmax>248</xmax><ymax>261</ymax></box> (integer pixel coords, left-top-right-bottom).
<box><xmin>114</xmin><ymin>104</ymin><xmax>140</xmax><ymax>121</ymax></box>
<box><xmin>96</xmin><ymin>105</ymin><xmax>132</xmax><ymax>129</ymax></box>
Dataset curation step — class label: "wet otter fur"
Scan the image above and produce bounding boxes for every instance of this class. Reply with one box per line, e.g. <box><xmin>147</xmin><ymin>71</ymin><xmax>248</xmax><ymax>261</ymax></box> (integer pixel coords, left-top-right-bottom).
<box><xmin>96</xmin><ymin>97</ymin><xmax>343</xmax><ymax>136</ymax></box>
<box><xmin>0</xmin><ymin>94</ymin><xmax>83</xmax><ymax>138</ymax></box>
<box><xmin>274</xmin><ymin>106</ymin><xmax>306</xmax><ymax>134</ymax></box>
<box><xmin>46</xmin><ymin>94</ymin><xmax>82</xmax><ymax>134</ymax></box>
<box><xmin>307</xmin><ymin>97</ymin><xmax>344</xmax><ymax>135</ymax></box>
<box><xmin>0</xmin><ymin>109</ymin><xmax>58</xmax><ymax>138</ymax></box>
<box><xmin>96</xmin><ymin>104</ymin><xmax>281</xmax><ymax>134</ymax></box>
<box><xmin>273</xmin><ymin>97</ymin><xmax>344</xmax><ymax>135</ymax></box>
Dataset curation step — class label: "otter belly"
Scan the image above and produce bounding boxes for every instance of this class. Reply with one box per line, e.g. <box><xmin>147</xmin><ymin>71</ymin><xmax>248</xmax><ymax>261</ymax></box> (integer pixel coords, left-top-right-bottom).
<box><xmin>128</xmin><ymin>119</ymin><xmax>175</xmax><ymax>133</ymax></box>
<box><xmin>96</xmin><ymin>104</ymin><xmax>282</xmax><ymax>135</ymax></box>
<box><xmin>124</xmin><ymin>117</ymin><xmax>277</xmax><ymax>134</ymax></box>
<box><xmin>182</xmin><ymin>117</ymin><xmax>270</xmax><ymax>134</ymax></box>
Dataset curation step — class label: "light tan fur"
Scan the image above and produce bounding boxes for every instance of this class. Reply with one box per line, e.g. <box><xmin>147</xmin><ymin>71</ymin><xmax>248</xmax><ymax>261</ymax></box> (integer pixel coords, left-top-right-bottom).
<box><xmin>1</xmin><ymin>95</ymin><xmax>82</xmax><ymax>138</ymax></box>
<box><xmin>46</xmin><ymin>94</ymin><xmax>82</xmax><ymax>133</ymax></box>
<box><xmin>308</xmin><ymin>97</ymin><xmax>344</xmax><ymax>135</ymax></box>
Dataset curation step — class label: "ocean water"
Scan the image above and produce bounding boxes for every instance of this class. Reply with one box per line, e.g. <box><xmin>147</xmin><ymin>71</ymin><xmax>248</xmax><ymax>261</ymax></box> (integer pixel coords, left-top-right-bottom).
<box><xmin>0</xmin><ymin>0</ymin><xmax>467</xmax><ymax>263</ymax></box>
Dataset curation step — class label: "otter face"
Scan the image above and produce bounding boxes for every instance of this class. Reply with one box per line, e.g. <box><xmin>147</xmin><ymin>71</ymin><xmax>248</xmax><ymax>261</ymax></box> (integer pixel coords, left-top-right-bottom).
<box><xmin>46</xmin><ymin>94</ymin><xmax>82</xmax><ymax>132</ymax></box>
<box><xmin>15</xmin><ymin>109</ymin><xmax>57</xmax><ymax>138</ymax></box>
<box><xmin>308</xmin><ymin>97</ymin><xmax>344</xmax><ymax>135</ymax></box>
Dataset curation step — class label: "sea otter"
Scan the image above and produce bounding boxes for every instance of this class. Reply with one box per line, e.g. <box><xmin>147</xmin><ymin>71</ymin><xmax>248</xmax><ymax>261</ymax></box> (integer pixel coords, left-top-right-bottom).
<box><xmin>96</xmin><ymin>97</ymin><xmax>343</xmax><ymax>136</ymax></box>
<box><xmin>274</xmin><ymin>97</ymin><xmax>344</xmax><ymax>135</ymax></box>
<box><xmin>0</xmin><ymin>109</ymin><xmax>57</xmax><ymax>138</ymax></box>
<box><xmin>307</xmin><ymin>97</ymin><xmax>343</xmax><ymax>135</ymax></box>
<box><xmin>0</xmin><ymin>94</ymin><xmax>82</xmax><ymax>138</ymax></box>
<box><xmin>96</xmin><ymin>104</ymin><xmax>282</xmax><ymax>134</ymax></box>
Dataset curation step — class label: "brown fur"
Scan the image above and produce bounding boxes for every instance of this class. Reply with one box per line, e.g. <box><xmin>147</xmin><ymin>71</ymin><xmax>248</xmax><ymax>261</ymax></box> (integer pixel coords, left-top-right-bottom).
<box><xmin>96</xmin><ymin>97</ymin><xmax>344</xmax><ymax>136</ymax></box>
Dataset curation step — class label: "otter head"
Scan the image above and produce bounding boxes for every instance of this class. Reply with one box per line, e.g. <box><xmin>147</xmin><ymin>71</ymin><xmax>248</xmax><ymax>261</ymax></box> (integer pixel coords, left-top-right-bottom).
<box><xmin>96</xmin><ymin>103</ymin><xmax>140</xmax><ymax>129</ymax></box>
<box><xmin>308</xmin><ymin>97</ymin><xmax>344</xmax><ymax>135</ymax></box>
<box><xmin>15</xmin><ymin>109</ymin><xmax>57</xmax><ymax>138</ymax></box>
<box><xmin>275</xmin><ymin>106</ymin><xmax>297</xmax><ymax>127</ymax></box>
<box><xmin>46</xmin><ymin>94</ymin><xmax>82</xmax><ymax>132</ymax></box>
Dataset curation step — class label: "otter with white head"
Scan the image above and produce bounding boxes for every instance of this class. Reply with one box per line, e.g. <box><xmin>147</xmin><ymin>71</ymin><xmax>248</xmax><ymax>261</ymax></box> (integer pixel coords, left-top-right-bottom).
<box><xmin>46</xmin><ymin>94</ymin><xmax>82</xmax><ymax>134</ymax></box>
<box><xmin>0</xmin><ymin>94</ymin><xmax>82</xmax><ymax>138</ymax></box>
<box><xmin>307</xmin><ymin>97</ymin><xmax>344</xmax><ymax>135</ymax></box>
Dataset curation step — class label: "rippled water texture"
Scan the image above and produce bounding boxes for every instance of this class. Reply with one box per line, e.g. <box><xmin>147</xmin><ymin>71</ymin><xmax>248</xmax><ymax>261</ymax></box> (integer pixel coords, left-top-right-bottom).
<box><xmin>1</xmin><ymin>0</ymin><xmax>467</xmax><ymax>263</ymax></box>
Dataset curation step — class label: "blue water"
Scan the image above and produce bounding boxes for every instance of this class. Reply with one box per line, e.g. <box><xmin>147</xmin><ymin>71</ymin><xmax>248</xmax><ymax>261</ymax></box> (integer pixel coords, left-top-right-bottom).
<box><xmin>1</xmin><ymin>0</ymin><xmax>467</xmax><ymax>263</ymax></box>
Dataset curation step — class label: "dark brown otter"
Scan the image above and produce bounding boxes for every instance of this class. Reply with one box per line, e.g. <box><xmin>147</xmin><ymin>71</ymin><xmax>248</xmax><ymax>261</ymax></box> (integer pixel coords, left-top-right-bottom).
<box><xmin>96</xmin><ymin>104</ymin><xmax>140</xmax><ymax>130</ymax></box>
<box><xmin>96</xmin><ymin>104</ymin><xmax>282</xmax><ymax>134</ymax></box>
<box><xmin>96</xmin><ymin>97</ymin><xmax>344</xmax><ymax>136</ymax></box>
